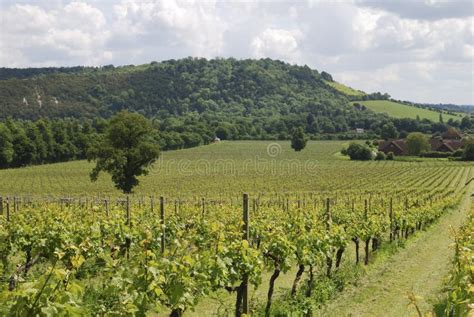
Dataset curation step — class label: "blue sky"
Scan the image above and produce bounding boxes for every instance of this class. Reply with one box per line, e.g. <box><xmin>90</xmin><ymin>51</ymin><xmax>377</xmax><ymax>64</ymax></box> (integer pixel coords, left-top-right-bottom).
<box><xmin>0</xmin><ymin>0</ymin><xmax>473</xmax><ymax>104</ymax></box>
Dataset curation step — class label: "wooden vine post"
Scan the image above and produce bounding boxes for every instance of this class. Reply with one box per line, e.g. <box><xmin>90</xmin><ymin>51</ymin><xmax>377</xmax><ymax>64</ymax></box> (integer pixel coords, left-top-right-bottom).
<box><xmin>364</xmin><ymin>199</ymin><xmax>370</xmax><ymax>265</ymax></box>
<box><xmin>242</xmin><ymin>193</ymin><xmax>250</xmax><ymax>315</ymax></box>
<box><xmin>325</xmin><ymin>198</ymin><xmax>333</xmax><ymax>276</ymax></box>
<box><xmin>105</xmin><ymin>199</ymin><xmax>109</xmax><ymax>218</ymax></box>
<box><xmin>389</xmin><ymin>198</ymin><xmax>393</xmax><ymax>242</ymax></box>
<box><xmin>126</xmin><ymin>196</ymin><xmax>131</xmax><ymax>227</ymax></box>
<box><xmin>325</xmin><ymin>198</ymin><xmax>332</xmax><ymax>229</ymax></box>
<box><xmin>6</xmin><ymin>197</ymin><xmax>10</xmax><ymax>222</ymax></box>
<box><xmin>160</xmin><ymin>196</ymin><xmax>165</xmax><ymax>254</ymax></box>
<box><xmin>150</xmin><ymin>196</ymin><xmax>154</xmax><ymax>214</ymax></box>
<box><xmin>201</xmin><ymin>197</ymin><xmax>205</xmax><ymax>216</ymax></box>
<box><xmin>0</xmin><ymin>196</ymin><xmax>3</xmax><ymax>215</ymax></box>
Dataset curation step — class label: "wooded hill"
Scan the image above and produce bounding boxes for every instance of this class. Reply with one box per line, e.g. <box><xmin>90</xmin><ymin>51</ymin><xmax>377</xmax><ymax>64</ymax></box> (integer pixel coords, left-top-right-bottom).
<box><xmin>0</xmin><ymin>58</ymin><xmax>470</xmax><ymax>142</ymax></box>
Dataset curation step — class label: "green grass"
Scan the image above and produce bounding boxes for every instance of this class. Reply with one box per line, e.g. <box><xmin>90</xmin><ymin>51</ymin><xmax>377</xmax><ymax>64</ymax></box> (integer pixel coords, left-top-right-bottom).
<box><xmin>326</xmin><ymin>81</ymin><xmax>365</xmax><ymax>97</ymax></box>
<box><xmin>316</xmin><ymin>183</ymin><xmax>473</xmax><ymax>317</ymax></box>
<box><xmin>354</xmin><ymin>100</ymin><xmax>463</xmax><ymax>121</ymax></box>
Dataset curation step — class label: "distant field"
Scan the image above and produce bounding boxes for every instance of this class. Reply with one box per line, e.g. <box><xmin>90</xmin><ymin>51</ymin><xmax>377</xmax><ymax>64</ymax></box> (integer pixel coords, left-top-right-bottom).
<box><xmin>0</xmin><ymin>140</ymin><xmax>470</xmax><ymax>197</ymax></box>
<box><xmin>326</xmin><ymin>81</ymin><xmax>365</xmax><ymax>97</ymax></box>
<box><xmin>354</xmin><ymin>100</ymin><xmax>462</xmax><ymax>121</ymax></box>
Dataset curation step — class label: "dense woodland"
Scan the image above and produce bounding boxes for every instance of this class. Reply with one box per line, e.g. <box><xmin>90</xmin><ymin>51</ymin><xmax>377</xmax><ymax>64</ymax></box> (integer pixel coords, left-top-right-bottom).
<box><xmin>0</xmin><ymin>58</ymin><xmax>473</xmax><ymax>169</ymax></box>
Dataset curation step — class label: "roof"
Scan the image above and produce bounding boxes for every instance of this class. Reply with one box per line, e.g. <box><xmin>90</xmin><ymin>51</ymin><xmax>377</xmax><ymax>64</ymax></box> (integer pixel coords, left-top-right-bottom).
<box><xmin>429</xmin><ymin>138</ymin><xmax>464</xmax><ymax>152</ymax></box>
<box><xmin>378</xmin><ymin>139</ymin><xmax>408</xmax><ymax>153</ymax></box>
<box><xmin>379</xmin><ymin>138</ymin><xmax>464</xmax><ymax>155</ymax></box>
<box><xmin>441</xmin><ymin>129</ymin><xmax>462</xmax><ymax>140</ymax></box>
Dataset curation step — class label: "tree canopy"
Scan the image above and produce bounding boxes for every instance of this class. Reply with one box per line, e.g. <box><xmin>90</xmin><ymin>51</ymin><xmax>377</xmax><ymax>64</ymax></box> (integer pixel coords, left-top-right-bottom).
<box><xmin>291</xmin><ymin>127</ymin><xmax>308</xmax><ymax>151</ymax></box>
<box><xmin>88</xmin><ymin>111</ymin><xmax>160</xmax><ymax>193</ymax></box>
<box><xmin>345</xmin><ymin>143</ymin><xmax>373</xmax><ymax>161</ymax></box>
<box><xmin>406</xmin><ymin>132</ymin><xmax>430</xmax><ymax>155</ymax></box>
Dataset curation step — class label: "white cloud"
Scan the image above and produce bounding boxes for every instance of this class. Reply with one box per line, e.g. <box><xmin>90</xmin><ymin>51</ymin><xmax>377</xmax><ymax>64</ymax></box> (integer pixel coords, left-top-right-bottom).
<box><xmin>0</xmin><ymin>2</ymin><xmax>111</xmax><ymax>66</ymax></box>
<box><xmin>0</xmin><ymin>0</ymin><xmax>472</xmax><ymax>104</ymax></box>
<box><xmin>251</xmin><ymin>28</ymin><xmax>302</xmax><ymax>62</ymax></box>
<box><xmin>111</xmin><ymin>0</ymin><xmax>226</xmax><ymax>57</ymax></box>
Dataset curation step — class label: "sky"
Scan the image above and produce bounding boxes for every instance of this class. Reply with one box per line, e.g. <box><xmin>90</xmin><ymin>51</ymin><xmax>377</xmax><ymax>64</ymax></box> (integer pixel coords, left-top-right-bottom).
<box><xmin>0</xmin><ymin>0</ymin><xmax>473</xmax><ymax>105</ymax></box>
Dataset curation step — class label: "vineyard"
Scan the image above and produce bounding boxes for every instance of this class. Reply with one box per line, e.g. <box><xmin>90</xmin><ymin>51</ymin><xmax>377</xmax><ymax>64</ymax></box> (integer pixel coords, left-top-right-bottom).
<box><xmin>0</xmin><ymin>141</ymin><xmax>472</xmax><ymax>316</ymax></box>
<box><xmin>438</xmin><ymin>199</ymin><xmax>474</xmax><ymax>316</ymax></box>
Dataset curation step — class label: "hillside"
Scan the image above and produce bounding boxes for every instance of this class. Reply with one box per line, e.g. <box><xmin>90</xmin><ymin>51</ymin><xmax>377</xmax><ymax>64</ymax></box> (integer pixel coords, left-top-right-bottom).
<box><xmin>1</xmin><ymin>58</ymin><xmax>469</xmax><ymax>151</ymax></box>
<box><xmin>353</xmin><ymin>100</ymin><xmax>463</xmax><ymax>122</ymax></box>
<box><xmin>0</xmin><ymin>58</ymin><xmax>358</xmax><ymax>120</ymax></box>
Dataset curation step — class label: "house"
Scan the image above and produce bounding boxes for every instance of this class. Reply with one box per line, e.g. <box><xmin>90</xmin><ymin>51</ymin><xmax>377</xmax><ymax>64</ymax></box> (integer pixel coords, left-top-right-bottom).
<box><xmin>429</xmin><ymin>138</ymin><xmax>464</xmax><ymax>152</ymax></box>
<box><xmin>212</xmin><ymin>136</ymin><xmax>221</xmax><ymax>143</ymax></box>
<box><xmin>379</xmin><ymin>133</ymin><xmax>465</xmax><ymax>156</ymax></box>
<box><xmin>378</xmin><ymin>139</ymin><xmax>408</xmax><ymax>155</ymax></box>
<box><xmin>441</xmin><ymin>128</ymin><xmax>462</xmax><ymax>140</ymax></box>
<box><xmin>355</xmin><ymin>128</ymin><xmax>364</xmax><ymax>134</ymax></box>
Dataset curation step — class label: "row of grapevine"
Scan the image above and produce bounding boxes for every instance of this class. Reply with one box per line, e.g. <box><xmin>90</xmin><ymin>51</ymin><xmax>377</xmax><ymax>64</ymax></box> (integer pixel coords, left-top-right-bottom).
<box><xmin>0</xmin><ymin>183</ymin><xmax>466</xmax><ymax>316</ymax></box>
<box><xmin>438</xmin><ymin>200</ymin><xmax>473</xmax><ymax>316</ymax></box>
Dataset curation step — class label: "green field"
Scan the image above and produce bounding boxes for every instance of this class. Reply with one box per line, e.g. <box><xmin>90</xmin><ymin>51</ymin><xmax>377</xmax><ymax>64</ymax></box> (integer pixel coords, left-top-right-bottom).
<box><xmin>326</xmin><ymin>81</ymin><xmax>365</xmax><ymax>97</ymax></box>
<box><xmin>354</xmin><ymin>100</ymin><xmax>463</xmax><ymax>121</ymax></box>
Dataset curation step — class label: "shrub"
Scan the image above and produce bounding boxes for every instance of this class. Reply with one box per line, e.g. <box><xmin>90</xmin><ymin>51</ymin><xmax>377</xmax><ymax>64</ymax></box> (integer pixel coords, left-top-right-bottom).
<box><xmin>340</xmin><ymin>147</ymin><xmax>348</xmax><ymax>156</ymax></box>
<box><xmin>386</xmin><ymin>152</ymin><xmax>394</xmax><ymax>160</ymax></box>
<box><xmin>419</xmin><ymin>151</ymin><xmax>452</xmax><ymax>158</ymax></box>
<box><xmin>452</xmin><ymin>149</ymin><xmax>463</xmax><ymax>157</ymax></box>
<box><xmin>346</xmin><ymin>143</ymin><xmax>373</xmax><ymax>161</ymax></box>
<box><xmin>375</xmin><ymin>152</ymin><xmax>386</xmax><ymax>160</ymax></box>
<box><xmin>461</xmin><ymin>141</ymin><xmax>474</xmax><ymax>161</ymax></box>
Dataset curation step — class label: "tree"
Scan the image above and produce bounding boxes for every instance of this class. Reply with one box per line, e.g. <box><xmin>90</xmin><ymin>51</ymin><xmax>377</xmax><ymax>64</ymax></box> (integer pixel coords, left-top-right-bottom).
<box><xmin>215</xmin><ymin>125</ymin><xmax>231</xmax><ymax>140</ymax></box>
<box><xmin>461</xmin><ymin>139</ymin><xmax>474</xmax><ymax>161</ymax></box>
<box><xmin>375</xmin><ymin>152</ymin><xmax>386</xmax><ymax>160</ymax></box>
<box><xmin>88</xmin><ymin>111</ymin><xmax>160</xmax><ymax>193</ymax></box>
<box><xmin>321</xmin><ymin>71</ymin><xmax>333</xmax><ymax>82</ymax></box>
<box><xmin>406</xmin><ymin>132</ymin><xmax>430</xmax><ymax>156</ymax></box>
<box><xmin>11</xmin><ymin>127</ymin><xmax>35</xmax><ymax>167</ymax></box>
<box><xmin>0</xmin><ymin>124</ymin><xmax>13</xmax><ymax>168</ymax></box>
<box><xmin>460</xmin><ymin>116</ymin><xmax>472</xmax><ymax>130</ymax></box>
<box><xmin>291</xmin><ymin>127</ymin><xmax>307</xmax><ymax>151</ymax></box>
<box><xmin>36</xmin><ymin>119</ymin><xmax>56</xmax><ymax>162</ymax></box>
<box><xmin>346</xmin><ymin>143</ymin><xmax>373</xmax><ymax>160</ymax></box>
<box><xmin>381</xmin><ymin>123</ymin><xmax>398</xmax><ymax>139</ymax></box>
<box><xmin>25</xmin><ymin>122</ymin><xmax>48</xmax><ymax>164</ymax></box>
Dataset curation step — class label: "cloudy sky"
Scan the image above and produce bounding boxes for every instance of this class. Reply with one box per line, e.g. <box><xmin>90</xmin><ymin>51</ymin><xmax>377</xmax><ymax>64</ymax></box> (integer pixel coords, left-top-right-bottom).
<box><xmin>0</xmin><ymin>0</ymin><xmax>473</xmax><ymax>104</ymax></box>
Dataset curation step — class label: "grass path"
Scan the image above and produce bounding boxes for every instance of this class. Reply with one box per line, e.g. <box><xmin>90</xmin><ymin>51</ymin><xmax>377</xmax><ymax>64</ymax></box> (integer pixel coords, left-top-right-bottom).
<box><xmin>316</xmin><ymin>185</ymin><xmax>473</xmax><ymax>317</ymax></box>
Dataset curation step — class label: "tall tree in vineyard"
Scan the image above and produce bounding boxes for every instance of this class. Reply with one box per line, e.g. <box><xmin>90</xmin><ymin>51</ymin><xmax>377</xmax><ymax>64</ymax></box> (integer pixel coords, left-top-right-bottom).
<box><xmin>291</xmin><ymin>127</ymin><xmax>307</xmax><ymax>152</ymax></box>
<box><xmin>88</xmin><ymin>110</ymin><xmax>160</xmax><ymax>193</ymax></box>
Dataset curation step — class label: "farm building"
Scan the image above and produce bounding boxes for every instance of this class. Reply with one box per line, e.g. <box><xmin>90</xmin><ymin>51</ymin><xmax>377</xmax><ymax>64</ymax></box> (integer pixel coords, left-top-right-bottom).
<box><xmin>379</xmin><ymin>132</ymin><xmax>465</xmax><ymax>155</ymax></box>
<box><xmin>429</xmin><ymin>138</ymin><xmax>463</xmax><ymax>152</ymax></box>
<box><xmin>378</xmin><ymin>139</ymin><xmax>407</xmax><ymax>156</ymax></box>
